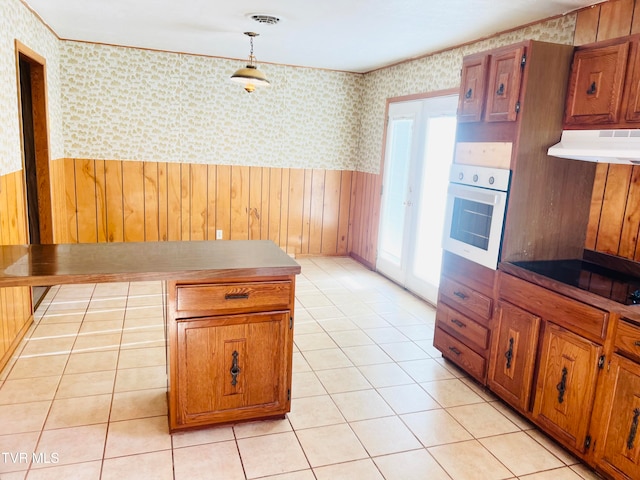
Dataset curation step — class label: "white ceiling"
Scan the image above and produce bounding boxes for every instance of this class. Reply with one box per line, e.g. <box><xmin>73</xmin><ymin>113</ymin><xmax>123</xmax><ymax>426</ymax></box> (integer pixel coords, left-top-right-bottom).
<box><xmin>24</xmin><ymin>0</ymin><xmax>606</xmax><ymax>73</ymax></box>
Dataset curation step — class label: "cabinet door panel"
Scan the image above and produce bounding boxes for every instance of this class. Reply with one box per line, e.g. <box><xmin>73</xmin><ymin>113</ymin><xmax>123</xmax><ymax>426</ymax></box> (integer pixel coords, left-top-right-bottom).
<box><xmin>485</xmin><ymin>46</ymin><xmax>525</xmax><ymax>122</ymax></box>
<box><xmin>600</xmin><ymin>355</ymin><xmax>640</xmax><ymax>479</ymax></box>
<box><xmin>626</xmin><ymin>43</ymin><xmax>640</xmax><ymax>122</ymax></box>
<box><xmin>177</xmin><ymin>311</ymin><xmax>287</xmax><ymax>425</ymax></box>
<box><xmin>458</xmin><ymin>54</ymin><xmax>489</xmax><ymax>122</ymax></box>
<box><xmin>488</xmin><ymin>301</ymin><xmax>540</xmax><ymax>412</ymax></box>
<box><xmin>533</xmin><ymin>323</ymin><xmax>601</xmax><ymax>452</ymax></box>
<box><xmin>565</xmin><ymin>40</ymin><xmax>629</xmax><ymax>125</ymax></box>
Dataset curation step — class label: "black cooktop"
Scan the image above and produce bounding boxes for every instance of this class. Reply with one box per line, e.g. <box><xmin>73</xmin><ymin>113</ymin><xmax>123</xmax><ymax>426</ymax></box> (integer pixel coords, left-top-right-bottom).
<box><xmin>512</xmin><ymin>259</ymin><xmax>640</xmax><ymax>305</ymax></box>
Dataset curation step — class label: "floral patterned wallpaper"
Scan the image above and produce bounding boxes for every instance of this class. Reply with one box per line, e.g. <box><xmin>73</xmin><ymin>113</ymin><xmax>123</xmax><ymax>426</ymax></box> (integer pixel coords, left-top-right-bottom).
<box><xmin>1</xmin><ymin>0</ymin><xmax>576</xmax><ymax>176</ymax></box>
<box><xmin>61</xmin><ymin>42</ymin><xmax>364</xmax><ymax>170</ymax></box>
<box><xmin>0</xmin><ymin>0</ymin><xmax>61</xmax><ymax>176</ymax></box>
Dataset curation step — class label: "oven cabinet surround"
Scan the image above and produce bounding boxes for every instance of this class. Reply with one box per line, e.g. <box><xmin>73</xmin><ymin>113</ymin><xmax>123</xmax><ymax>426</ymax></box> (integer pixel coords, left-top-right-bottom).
<box><xmin>434</xmin><ymin>252</ymin><xmax>495</xmax><ymax>384</ymax></box>
<box><xmin>455</xmin><ymin>40</ymin><xmax>597</xmax><ymax>265</ymax></box>
<box><xmin>167</xmin><ymin>276</ymin><xmax>295</xmax><ymax>431</ymax></box>
<box><xmin>564</xmin><ymin>34</ymin><xmax>640</xmax><ymax>128</ymax></box>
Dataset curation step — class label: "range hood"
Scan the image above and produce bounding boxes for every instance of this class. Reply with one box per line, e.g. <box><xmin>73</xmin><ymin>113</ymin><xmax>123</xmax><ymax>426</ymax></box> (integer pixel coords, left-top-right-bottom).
<box><xmin>548</xmin><ymin>129</ymin><xmax>640</xmax><ymax>164</ymax></box>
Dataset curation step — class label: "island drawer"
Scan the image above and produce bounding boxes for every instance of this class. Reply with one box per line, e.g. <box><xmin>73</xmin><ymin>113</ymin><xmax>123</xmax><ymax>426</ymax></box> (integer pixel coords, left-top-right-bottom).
<box><xmin>439</xmin><ymin>276</ymin><xmax>492</xmax><ymax>321</ymax></box>
<box><xmin>615</xmin><ymin>318</ymin><xmax>640</xmax><ymax>361</ymax></box>
<box><xmin>436</xmin><ymin>303</ymin><xmax>490</xmax><ymax>352</ymax></box>
<box><xmin>175</xmin><ymin>281</ymin><xmax>292</xmax><ymax>315</ymax></box>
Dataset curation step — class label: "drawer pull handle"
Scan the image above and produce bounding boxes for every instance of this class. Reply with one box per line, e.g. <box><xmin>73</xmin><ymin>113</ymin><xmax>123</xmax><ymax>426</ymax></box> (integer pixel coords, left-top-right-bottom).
<box><xmin>451</xmin><ymin>318</ymin><xmax>466</xmax><ymax>328</ymax></box>
<box><xmin>556</xmin><ymin>366</ymin><xmax>568</xmax><ymax>404</ymax></box>
<box><xmin>230</xmin><ymin>350</ymin><xmax>241</xmax><ymax>386</ymax></box>
<box><xmin>448</xmin><ymin>346</ymin><xmax>462</xmax><ymax>356</ymax></box>
<box><xmin>505</xmin><ymin>337</ymin><xmax>514</xmax><ymax>369</ymax></box>
<box><xmin>627</xmin><ymin>408</ymin><xmax>640</xmax><ymax>450</ymax></box>
<box><xmin>453</xmin><ymin>291</ymin><xmax>468</xmax><ymax>300</ymax></box>
<box><xmin>225</xmin><ymin>293</ymin><xmax>250</xmax><ymax>300</ymax></box>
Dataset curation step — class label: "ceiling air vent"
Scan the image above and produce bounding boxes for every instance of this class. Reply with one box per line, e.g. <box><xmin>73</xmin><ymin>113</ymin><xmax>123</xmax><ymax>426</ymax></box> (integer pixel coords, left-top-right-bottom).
<box><xmin>249</xmin><ymin>14</ymin><xmax>280</xmax><ymax>25</ymax></box>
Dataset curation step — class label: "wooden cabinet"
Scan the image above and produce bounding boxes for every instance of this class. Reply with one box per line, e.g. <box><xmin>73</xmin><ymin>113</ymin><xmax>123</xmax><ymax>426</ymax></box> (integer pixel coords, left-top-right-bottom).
<box><xmin>563</xmin><ymin>34</ymin><xmax>640</xmax><ymax>128</ymax></box>
<box><xmin>456</xmin><ymin>44</ymin><xmax>525</xmax><ymax>123</ymax></box>
<box><xmin>488</xmin><ymin>300</ymin><xmax>540</xmax><ymax>412</ymax></box>
<box><xmin>564</xmin><ymin>38</ymin><xmax>630</xmax><ymax>126</ymax></box>
<box><xmin>435</xmin><ymin>252</ymin><xmax>495</xmax><ymax>384</ymax></box>
<box><xmin>458</xmin><ymin>53</ymin><xmax>489</xmax><ymax>122</ymax></box>
<box><xmin>532</xmin><ymin>323</ymin><xmax>602</xmax><ymax>453</ymax></box>
<box><xmin>598</xmin><ymin>354</ymin><xmax>640</xmax><ymax>480</ymax></box>
<box><xmin>167</xmin><ymin>277</ymin><xmax>295</xmax><ymax>431</ymax></box>
<box><xmin>485</xmin><ymin>46</ymin><xmax>525</xmax><ymax>123</ymax></box>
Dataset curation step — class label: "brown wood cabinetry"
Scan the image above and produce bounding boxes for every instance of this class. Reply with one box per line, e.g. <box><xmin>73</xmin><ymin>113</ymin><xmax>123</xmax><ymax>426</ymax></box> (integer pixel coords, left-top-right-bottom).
<box><xmin>488</xmin><ymin>300</ymin><xmax>540</xmax><ymax>412</ymax></box>
<box><xmin>564</xmin><ymin>34</ymin><xmax>640</xmax><ymax>128</ymax></box>
<box><xmin>532</xmin><ymin>323</ymin><xmax>602</xmax><ymax>453</ymax></box>
<box><xmin>598</xmin><ymin>353</ymin><xmax>640</xmax><ymax>480</ymax></box>
<box><xmin>435</xmin><ymin>252</ymin><xmax>495</xmax><ymax>384</ymax></box>
<box><xmin>456</xmin><ymin>44</ymin><xmax>524</xmax><ymax>123</ymax></box>
<box><xmin>167</xmin><ymin>275</ymin><xmax>296</xmax><ymax>431</ymax></box>
<box><xmin>458</xmin><ymin>53</ymin><xmax>489</xmax><ymax>122</ymax></box>
<box><xmin>485</xmin><ymin>46</ymin><xmax>526</xmax><ymax>123</ymax></box>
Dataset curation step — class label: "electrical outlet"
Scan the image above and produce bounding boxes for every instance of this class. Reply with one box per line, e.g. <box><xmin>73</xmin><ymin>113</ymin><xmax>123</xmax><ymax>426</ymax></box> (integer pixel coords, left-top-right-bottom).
<box><xmin>216</xmin><ymin>230</ymin><xmax>223</xmax><ymax>240</ymax></box>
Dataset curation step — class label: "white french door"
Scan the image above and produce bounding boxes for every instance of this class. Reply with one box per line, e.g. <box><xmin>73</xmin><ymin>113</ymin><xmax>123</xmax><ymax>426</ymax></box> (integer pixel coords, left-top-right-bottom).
<box><xmin>377</xmin><ymin>95</ymin><xmax>457</xmax><ymax>304</ymax></box>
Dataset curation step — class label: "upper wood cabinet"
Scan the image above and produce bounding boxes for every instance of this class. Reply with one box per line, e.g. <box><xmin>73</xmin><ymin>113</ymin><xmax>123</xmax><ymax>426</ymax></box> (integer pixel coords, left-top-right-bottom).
<box><xmin>457</xmin><ymin>45</ymin><xmax>525</xmax><ymax>123</ymax></box>
<box><xmin>564</xmin><ymin>38</ymin><xmax>630</xmax><ymax>126</ymax></box>
<box><xmin>485</xmin><ymin>46</ymin><xmax>526</xmax><ymax>123</ymax></box>
<box><xmin>563</xmin><ymin>34</ymin><xmax>640</xmax><ymax>128</ymax></box>
<box><xmin>458</xmin><ymin>53</ymin><xmax>489</xmax><ymax>122</ymax></box>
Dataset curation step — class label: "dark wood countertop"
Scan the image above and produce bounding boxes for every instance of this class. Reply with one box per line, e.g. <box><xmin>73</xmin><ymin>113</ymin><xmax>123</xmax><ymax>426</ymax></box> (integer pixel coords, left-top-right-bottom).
<box><xmin>0</xmin><ymin>240</ymin><xmax>301</xmax><ymax>287</ymax></box>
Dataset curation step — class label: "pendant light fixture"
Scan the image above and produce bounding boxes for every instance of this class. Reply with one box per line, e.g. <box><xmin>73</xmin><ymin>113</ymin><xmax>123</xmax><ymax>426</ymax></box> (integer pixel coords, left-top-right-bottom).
<box><xmin>230</xmin><ymin>32</ymin><xmax>270</xmax><ymax>93</ymax></box>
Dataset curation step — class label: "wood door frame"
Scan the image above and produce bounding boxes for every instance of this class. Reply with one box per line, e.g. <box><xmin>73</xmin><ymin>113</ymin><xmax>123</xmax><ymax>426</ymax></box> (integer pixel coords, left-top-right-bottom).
<box><xmin>15</xmin><ymin>40</ymin><xmax>53</xmax><ymax>245</ymax></box>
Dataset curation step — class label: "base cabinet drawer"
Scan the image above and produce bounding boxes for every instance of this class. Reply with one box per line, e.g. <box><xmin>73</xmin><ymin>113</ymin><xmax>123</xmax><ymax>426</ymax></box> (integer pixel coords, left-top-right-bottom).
<box><xmin>436</xmin><ymin>303</ymin><xmax>490</xmax><ymax>352</ymax></box>
<box><xmin>439</xmin><ymin>276</ymin><xmax>492</xmax><ymax>321</ymax></box>
<box><xmin>176</xmin><ymin>281</ymin><xmax>291</xmax><ymax>316</ymax></box>
<box><xmin>434</xmin><ymin>327</ymin><xmax>486</xmax><ymax>382</ymax></box>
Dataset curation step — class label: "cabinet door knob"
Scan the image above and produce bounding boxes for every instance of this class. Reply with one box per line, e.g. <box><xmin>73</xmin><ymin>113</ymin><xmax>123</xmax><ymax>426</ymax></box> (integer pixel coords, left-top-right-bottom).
<box><xmin>556</xmin><ymin>366</ymin><xmax>568</xmax><ymax>404</ymax></box>
<box><xmin>496</xmin><ymin>83</ymin><xmax>505</xmax><ymax>96</ymax></box>
<box><xmin>504</xmin><ymin>337</ymin><xmax>514</xmax><ymax>369</ymax></box>
<box><xmin>465</xmin><ymin>88</ymin><xmax>473</xmax><ymax>99</ymax></box>
<box><xmin>627</xmin><ymin>408</ymin><xmax>640</xmax><ymax>450</ymax></box>
<box><xmin>230</xmin><ymin>350</ymin><xmax>241</xmax><ymax>386</ymax></box>
<box><xmin>587</xmin><ymin>81</ymin><xmax>597</xmax><ymax>95</ymax></box>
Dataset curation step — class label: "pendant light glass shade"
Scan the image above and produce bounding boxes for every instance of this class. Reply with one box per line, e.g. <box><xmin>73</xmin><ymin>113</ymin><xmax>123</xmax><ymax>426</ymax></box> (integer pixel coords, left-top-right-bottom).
<box><xmin>230</xmin><ymin>32</ymin><xmax>270</xmax><ymax>93</ymax></box>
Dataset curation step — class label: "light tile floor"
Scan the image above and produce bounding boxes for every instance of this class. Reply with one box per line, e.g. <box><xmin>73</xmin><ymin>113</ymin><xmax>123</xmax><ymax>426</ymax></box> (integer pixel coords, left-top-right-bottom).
<box><xmin>0</xmin><ymin>256</ymin><xmax>603</xmax><ymax>479</ymax></box>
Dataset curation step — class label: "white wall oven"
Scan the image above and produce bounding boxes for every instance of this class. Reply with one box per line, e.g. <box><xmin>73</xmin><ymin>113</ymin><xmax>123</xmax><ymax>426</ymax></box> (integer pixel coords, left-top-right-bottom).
<box><xmin>442</xmin><ymin>164</ymin><xmax>511</xmax><ymax>270</ymax></box>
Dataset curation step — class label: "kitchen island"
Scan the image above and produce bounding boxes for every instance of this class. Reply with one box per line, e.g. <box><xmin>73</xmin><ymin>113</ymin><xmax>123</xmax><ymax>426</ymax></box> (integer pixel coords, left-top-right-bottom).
<box><xmin>0</xmin><ymin>240</ymin><xmax>301</xmax><ymax>431</ymax></box>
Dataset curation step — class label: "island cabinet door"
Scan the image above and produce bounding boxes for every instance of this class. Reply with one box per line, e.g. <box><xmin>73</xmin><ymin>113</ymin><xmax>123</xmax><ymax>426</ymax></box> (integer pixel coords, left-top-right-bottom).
<box><xmin>488</xmin><ymin>300</ymin><xmax>540</xmax><ymax>413</ymax></box>
<box><xmin>532</xmin><ymin>323</ymin><xmax>602</xmax><ymax>454</ymax></box>
<box><xmin>598</xmin><ymin>354</ymin><xmax>640</xmax><ymax>480</ymax></box>
<box><xmin>174</xmin><ymin>311</ymin><xmax>290</xmax><ymax>428</ymax></box>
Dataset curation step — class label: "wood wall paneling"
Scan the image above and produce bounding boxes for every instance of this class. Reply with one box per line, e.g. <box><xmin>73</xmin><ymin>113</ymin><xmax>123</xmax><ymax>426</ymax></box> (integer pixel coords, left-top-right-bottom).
<box><xmin>0</xmin><ymin>170</ymin><xmax>33</xmax><ymax>370</ymax></box>
<box><xmin>49</xmin><ymin>159</ymin><xmax>352</xmax><ymax>257</ymax></box>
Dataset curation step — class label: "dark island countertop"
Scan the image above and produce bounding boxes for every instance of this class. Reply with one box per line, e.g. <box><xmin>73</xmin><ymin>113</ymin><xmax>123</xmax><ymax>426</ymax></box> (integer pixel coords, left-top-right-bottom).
<box><xmin>0</xmin><ymin>240</ymin><xmax>301</xmax><ymax>287</ymax></box>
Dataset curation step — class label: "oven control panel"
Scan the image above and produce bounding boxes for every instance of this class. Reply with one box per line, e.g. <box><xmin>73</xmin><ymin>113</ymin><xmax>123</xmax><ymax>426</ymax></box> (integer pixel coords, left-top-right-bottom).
<box><xmin>449</xmin><ymin>164</ymin><xmax>511</xmax><ymax>192</ymax></box>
